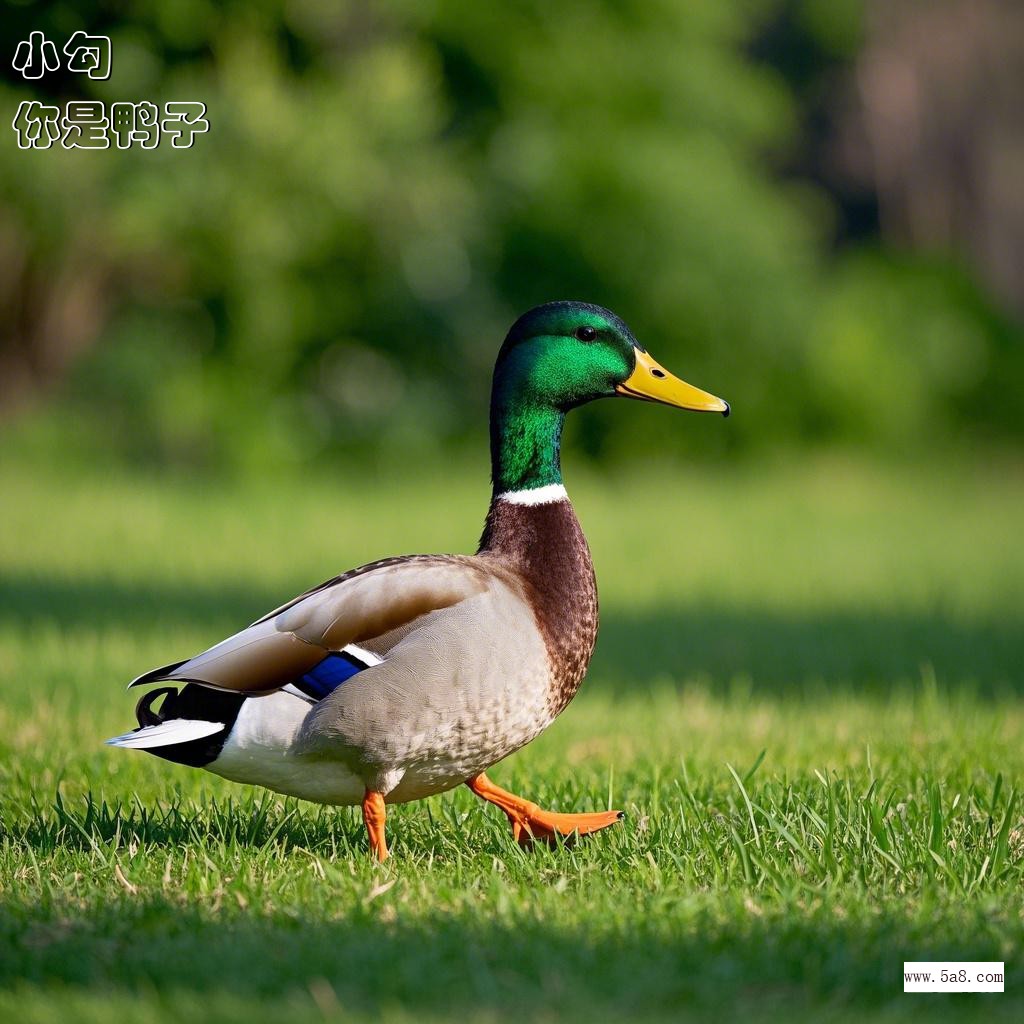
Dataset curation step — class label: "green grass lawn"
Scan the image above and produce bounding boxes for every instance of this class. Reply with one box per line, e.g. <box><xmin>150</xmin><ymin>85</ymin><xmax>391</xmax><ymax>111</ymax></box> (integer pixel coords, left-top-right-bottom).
<box><xmin>1</xmin><ymin>454</ymin><xmax>1022</xmax><ymax>1022</ymax></box>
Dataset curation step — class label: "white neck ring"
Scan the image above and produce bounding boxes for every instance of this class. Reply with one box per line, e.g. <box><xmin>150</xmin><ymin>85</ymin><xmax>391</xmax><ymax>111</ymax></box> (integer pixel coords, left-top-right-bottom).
<box><xmin>496</xmin><ymin>483</ymin><xmax>569</xmax><ymax>506</ymax></box>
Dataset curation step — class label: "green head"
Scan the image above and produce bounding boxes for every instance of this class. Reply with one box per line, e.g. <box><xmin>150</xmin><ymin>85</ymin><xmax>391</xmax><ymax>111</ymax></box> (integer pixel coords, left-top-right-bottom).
<box><xmin>490</xmin><ymin>300</ymin><xmax>728</xmax><ymax>494</ymax></box>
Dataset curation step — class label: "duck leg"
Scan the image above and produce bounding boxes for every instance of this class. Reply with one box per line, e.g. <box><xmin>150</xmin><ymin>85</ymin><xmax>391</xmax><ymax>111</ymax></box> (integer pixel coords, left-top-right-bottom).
<box><xmin>466</xmin><ymin>772</ymin><xmax>624</xmax><ymax>846</ymax></box>
<box><xmin>362</xmin><ymin>790</ymin><xmax>389</xmax><ymax>861</ymax></box>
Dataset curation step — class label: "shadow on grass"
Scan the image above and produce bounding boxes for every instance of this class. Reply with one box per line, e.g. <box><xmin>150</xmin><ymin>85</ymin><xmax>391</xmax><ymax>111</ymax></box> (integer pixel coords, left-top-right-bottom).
<box><xmin>0</xmin><ymin>894</ymin><xmax>1018</xmax><ymax>1021</ymax></box>
<box><xmin>20</xmin><ymin>790</ymin><xmax>367</xmax><ymax>859</ymax></box>
<box><xmin>591</xmin><ymin>606</ymin><xmax>1024</xmax><ymax>696</ymax></box>
<box><xmin>0</xmin><ymin>572</ymin><xmax>280</xmax><ymax>637</ymax></box>
<box><xmin>1</xmin><ymin>572</ymin><xmax>1021</xmax><ymax>695</ymax></box>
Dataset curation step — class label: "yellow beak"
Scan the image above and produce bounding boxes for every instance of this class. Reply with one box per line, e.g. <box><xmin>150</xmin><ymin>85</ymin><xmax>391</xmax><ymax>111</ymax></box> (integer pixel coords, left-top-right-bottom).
<box><xmin>615</xmin><ymin>349</ymin><xmax>730</xmax><ymax>415</ymax></box>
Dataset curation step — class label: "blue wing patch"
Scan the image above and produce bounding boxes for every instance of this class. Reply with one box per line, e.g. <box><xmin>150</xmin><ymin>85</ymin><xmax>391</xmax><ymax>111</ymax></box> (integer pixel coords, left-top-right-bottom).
<box><xmin>294</xmin><ymin>650</ymin><xmax>368</xmax><ymax>701</ymax></box>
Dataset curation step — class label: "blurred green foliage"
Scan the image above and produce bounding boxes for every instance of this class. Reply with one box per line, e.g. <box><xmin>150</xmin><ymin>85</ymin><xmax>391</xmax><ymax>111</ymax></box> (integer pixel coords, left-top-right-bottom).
<box><xmin>2</xmin><ymin>0</ymin><xmax>1021</xmax><ymax>471</ymax></box>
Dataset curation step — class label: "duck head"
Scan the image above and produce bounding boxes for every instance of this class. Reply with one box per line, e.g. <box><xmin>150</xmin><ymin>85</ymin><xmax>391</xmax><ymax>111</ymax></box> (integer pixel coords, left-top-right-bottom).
<box><xmin>490</xmin><ymin>301</ymin><xmax>728</xmax><ymax>494</ymax></box>
<box><xmin>495</xmin><ymin>300</ymin><xmax>729</xmax><ymax>416</ymax></box>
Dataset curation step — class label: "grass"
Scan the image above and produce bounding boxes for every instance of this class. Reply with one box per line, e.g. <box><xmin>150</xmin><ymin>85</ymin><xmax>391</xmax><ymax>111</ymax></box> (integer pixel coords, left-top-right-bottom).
<box><xmin>1</xmin><ymin>452</ymin><xmax>1023</xmax><ymax>1022</ymax></box>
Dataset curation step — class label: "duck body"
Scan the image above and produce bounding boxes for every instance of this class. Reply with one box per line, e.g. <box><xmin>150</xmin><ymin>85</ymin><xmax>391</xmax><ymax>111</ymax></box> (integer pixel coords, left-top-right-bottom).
<box><xmin>109</xmin><ymin>301</ymin><xmax>728</xmax><ymax>857</ymax></box>
<box><xmin>112</xmin><ymin>495</ymin><xmax>597</xmax><ymax>807</ymax></box>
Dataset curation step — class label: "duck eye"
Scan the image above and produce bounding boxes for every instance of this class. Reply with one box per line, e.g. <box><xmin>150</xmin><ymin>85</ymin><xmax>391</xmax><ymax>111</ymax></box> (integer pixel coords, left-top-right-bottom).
<box><xmin>576</xmin><ymin>326</ymin><xmax>597</xmax><ymax>342</ymax></box>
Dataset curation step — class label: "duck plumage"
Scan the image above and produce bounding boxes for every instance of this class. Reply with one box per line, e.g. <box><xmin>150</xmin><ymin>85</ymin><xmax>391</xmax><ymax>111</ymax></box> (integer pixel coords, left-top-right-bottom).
<box><xmin>109</xmin><ymin>300</ymin><xmax>728</xmax><ymax>858</ymax></box>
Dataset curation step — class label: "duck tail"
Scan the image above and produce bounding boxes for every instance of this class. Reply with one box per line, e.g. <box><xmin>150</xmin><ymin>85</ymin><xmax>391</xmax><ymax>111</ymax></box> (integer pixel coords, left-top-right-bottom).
<box><xmin>104</xmin><ymin>686</ymin><xmax>224</xmax><ymax>750</ymax></box>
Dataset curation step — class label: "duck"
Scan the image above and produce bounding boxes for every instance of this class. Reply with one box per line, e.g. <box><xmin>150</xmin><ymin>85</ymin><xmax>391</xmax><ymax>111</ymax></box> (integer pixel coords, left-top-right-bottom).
<box><xmin>107</xmin><ymin>301</ymin><xmax>728</xmax><ymax>860</ymax></box>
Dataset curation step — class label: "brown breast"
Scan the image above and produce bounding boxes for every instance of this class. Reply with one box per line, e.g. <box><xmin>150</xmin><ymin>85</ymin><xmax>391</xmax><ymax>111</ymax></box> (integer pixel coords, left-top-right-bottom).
<box><xmin>477</xmin><ymin>497</ymin><xmax>598</xmax><ymax>716</ymax></box>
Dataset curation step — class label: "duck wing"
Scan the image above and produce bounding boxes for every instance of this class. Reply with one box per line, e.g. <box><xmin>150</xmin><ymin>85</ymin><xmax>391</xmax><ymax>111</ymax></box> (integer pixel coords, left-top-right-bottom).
<box><xmin>129</xmin><ymin>555</ymin><xmax>490</xmax><ymax>694</ymax></box>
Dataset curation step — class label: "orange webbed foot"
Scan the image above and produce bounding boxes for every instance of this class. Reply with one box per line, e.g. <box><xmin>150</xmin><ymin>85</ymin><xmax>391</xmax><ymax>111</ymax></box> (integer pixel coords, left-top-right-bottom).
<box><xmin>508</xmin><ymin>805</ymin><xmax>625</xmax><ymax>846</ymax></box>
<box><xmin>466</xmin><ymin>772</ymin><xmax>624</xmax><ymax>847</ymax></box>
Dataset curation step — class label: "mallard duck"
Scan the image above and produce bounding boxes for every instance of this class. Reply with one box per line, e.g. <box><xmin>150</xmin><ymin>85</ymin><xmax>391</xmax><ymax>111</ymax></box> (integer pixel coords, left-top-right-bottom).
<box><xmin>107</xmin><ymin>301</ymin><xmax>728</xmax><ymax>859</ymax></box>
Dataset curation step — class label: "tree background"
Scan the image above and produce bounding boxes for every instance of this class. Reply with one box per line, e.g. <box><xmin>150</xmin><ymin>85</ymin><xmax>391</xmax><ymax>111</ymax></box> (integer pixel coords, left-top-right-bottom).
<box><xmin>2</xmin><ymin>0</ymin><xmax>1021</xmax><ymax>473</ymax></box>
